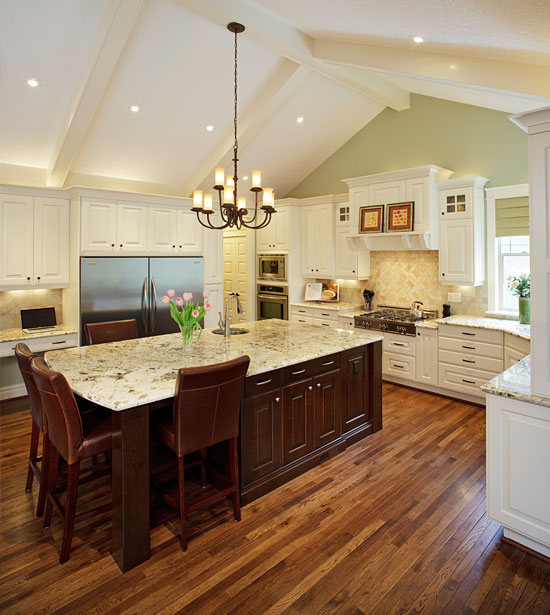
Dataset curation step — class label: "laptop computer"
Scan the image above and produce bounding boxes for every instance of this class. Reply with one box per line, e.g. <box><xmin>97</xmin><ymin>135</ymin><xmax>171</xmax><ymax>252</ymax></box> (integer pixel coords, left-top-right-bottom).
<box><xmin>20</xmin><ymin>307</ymin><xmax>60</xmax><ymax>333</ymax></box>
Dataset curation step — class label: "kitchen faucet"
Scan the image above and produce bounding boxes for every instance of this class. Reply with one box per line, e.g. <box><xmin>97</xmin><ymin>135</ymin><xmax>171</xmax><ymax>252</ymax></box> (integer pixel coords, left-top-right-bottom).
<box><xmin>218</xmin><ymin>293</ymin><xmax>242</xmax><ymax>338</ymax></box>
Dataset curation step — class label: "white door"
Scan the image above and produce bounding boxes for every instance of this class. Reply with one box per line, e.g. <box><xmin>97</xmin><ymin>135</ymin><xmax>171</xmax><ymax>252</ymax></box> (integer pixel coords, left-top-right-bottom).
<box><xmin>149</xmin><ymin>206</ymin><xmax>177</xmax><ymax>253</ymax></box>
<box><xmin>223</xmin><ymin>232</ymin><xmax>250</xmax><ymax>323</ymax></box>
<box><xmin>81</xmin><ymin>199</ymin><xmax>117</xmax><ymax>253</ymax></box>
<box><xmin>116</xmin><ymin>202</ymin><xmax>148</xmax><ymax>252</ymax></box>
<box><xmin>440</xmin><ymin>219</ymin><xmax>474</xmax><ymax>284</ymax></box>
<box><xmin>0</xmin><ymin>194</ymin><xmax>34</xmax><ymax>287</ymax></box>
<box><xmin>316</xmin><ymin>203</ymin><xmax>334</xmax><ymax>277</ymax></box>
<box><xmin>176</xmin><ymin>209</ymin><xmax>203</xmax><ymax>254</ymax></box>
<box><xmin>334</xmin><ymin>226</ymin><xmax>357</xmax><ymax>278</ymax></box>
<box><xmin>415</xmin><ymin>328</ymin><xmax>438</xmax><ymax>385</ymax></box>
<box><xmin>33</xmin><ymin>197</ymin><xmax>69</xmax><ymax>287</ymax></box>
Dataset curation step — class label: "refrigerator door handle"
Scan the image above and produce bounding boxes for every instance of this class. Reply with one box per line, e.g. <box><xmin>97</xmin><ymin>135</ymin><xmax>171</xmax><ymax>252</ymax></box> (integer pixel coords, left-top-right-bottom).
<box><xmin>141</xmin><ymin>277</ymin><xmax>148</xmax><ymax>334</ymax></box>
<box><xmin>151</xmin><ymin>276</ymin><xmax>158</xmax><ymax>334</ymax></box>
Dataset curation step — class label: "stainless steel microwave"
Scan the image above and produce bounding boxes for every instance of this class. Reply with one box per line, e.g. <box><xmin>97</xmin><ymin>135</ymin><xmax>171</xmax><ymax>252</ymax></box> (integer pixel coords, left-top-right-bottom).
<box><xmin>258</xmin><ymin>254</ymin><xmax>287</xmax><ymax>281</ymax></box>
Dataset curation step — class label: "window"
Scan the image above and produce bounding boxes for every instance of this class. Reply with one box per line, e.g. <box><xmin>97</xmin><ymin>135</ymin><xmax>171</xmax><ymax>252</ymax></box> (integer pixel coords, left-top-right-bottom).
<box><xmin>486</xmin><ymin>184</ymin><xmax>529</xmax><ymax>317</ymax></box>
<box><xmin>497</xmin><ymin>236</ymin><xmax>529</xmax><ymax>312</ymax></box>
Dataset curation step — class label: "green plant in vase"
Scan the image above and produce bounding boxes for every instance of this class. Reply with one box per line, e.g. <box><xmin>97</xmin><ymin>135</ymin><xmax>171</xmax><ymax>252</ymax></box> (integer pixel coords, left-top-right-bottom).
<box><xmin>162</xmin><ymin>289</ymin><xmax>211</xmax><ymax>350</ymax></box>
<box><xmin>507</xmin><ymin>273</ymin><xmax>530</xmax><ymax>324</ymax></box>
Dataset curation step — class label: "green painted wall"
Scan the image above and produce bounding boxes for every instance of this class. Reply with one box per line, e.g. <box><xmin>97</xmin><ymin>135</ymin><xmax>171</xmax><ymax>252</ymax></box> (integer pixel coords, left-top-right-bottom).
<box><xmin>286</xmin><ymin>94</ymin><xmax>528</xmax><ymax>198</ymax></box>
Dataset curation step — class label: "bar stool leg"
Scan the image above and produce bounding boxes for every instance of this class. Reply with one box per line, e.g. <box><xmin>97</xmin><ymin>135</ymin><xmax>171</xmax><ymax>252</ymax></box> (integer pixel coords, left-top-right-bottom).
<box><xmin>200</xmin><ymin>447</ymin><xmax>207</xmax><ymax>487</ymax></box>
<box><xmin>229</xmin><ymin>437</ymin><xmax>241</xmax><ymax>522</ymax></box>
<box><xmin>60</xmin><ymin>463</ymin><xmax>80</xmax><ymax>564</ymax></box>
<box><xmin>43</xmin><ymin>448</ymin><xmax>60</xmax><ymax>529</ymax></box>
<box><xmin>36</xmin><ymin>435</ymin><xmax>51</xmax><ymax>517</ymax></box>
<box><xmin>25</xmin><ymin>420</ymin><xmax>40</xmax><ymax>492</ymax></box>
<box><xmin>177</xmin><ymin>455</ymin><xmax>187</xmax><ymax>551</ymax></box>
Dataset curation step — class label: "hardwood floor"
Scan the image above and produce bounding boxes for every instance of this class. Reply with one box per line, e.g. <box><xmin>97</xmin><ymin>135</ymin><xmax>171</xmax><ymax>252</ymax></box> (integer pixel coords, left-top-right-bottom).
<box><xmin>1</xmin><ymin>383</ymin><xmax>549</xmax><ymax>614</ymax></box>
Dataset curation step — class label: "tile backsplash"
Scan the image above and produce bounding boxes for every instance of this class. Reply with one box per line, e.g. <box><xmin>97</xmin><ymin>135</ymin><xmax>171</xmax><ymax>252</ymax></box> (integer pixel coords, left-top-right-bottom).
<box><xmin>324</xmin><ymin>250</ymin><xmax>488</xmax><ymax>316</ymax></box>
<box><xmin>0</xmin><ymin>289</ymin><xmax>64</xmax><ymax>329</ymax></box>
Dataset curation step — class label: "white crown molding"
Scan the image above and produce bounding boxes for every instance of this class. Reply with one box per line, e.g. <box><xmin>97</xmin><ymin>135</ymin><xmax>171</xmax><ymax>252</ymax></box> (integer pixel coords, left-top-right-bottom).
<box><xmin>342</xmin><ymin>165</ymin><xmax>453</xmax><ymax>187</ymax></box>
<box><xmin>436</xmin><ymin>176</ymin><xmax>490</xmax><ymax>190</ymax></box>
<box><xmin>0</xmin><ymin>183</ymin><xmax>68</xmax><ymax>198</ymax></box>
<box><xmin>510</xmin><ymin>106</ymin><xmax>550</xmax><ymax>134</ymax></box>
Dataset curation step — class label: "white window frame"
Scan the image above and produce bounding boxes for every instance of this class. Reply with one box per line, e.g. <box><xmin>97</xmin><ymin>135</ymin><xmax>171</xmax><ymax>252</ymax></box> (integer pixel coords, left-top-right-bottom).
<box><xmin>485</xmin><ymin>184</ymin><xmax>529</xmax><ymax>318</ymax></box>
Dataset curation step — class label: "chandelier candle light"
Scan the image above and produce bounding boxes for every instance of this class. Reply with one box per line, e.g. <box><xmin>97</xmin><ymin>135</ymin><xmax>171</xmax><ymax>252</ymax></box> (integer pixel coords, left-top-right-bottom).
<box><xmin>192</xmin><ymin>22</ymin><xmax>276</xmax><ymax>230</ymax></box>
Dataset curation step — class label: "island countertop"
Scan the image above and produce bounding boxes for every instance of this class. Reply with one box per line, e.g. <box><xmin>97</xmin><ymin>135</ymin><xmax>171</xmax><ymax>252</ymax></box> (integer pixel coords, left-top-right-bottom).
<box><xmin>45</xmin><ymin>319</ymin><xmax>383</xmax><ymax>411</ymax></box>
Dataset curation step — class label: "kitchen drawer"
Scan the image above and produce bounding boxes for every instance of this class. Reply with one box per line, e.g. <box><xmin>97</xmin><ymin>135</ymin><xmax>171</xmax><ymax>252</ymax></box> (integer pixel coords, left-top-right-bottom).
<box><xmin>245</xmin><ymin>369</ymin><xmax>282</xmax><ymax>396</ymax></box>
<box><xmin>291</xmin><ymin>306</ymin><xmax>313</xmax><ymax>318</ymax></box>
<box><xmin>0</xmin><ymin>333</ymin><xmax>78</xmax><ymax>358</ymax></box>
<box><xmin>383</xmin><ymin>352</ymin><xmax>416</xmax><ymax>381</ymax></box>
<box><xmin>313</xmin><ymin>318</ymin><xmax>337</xmax><ymax>329</ymax></box>
<box><xmin>311</xmin><ymin>308</ymin><xmax>338</xmax><ymax>321</ymax></box>
<box><xmin>438</xmin><ymin>324</ymin><xmax>503</xmax><ymax>345</ymax></box>
<box><xmin>283</xmin><ymin>353</ymin><xmax>341</xmax><ymax>385</ymax></box>
<box><xmin>438</xmin><ymin>362</ymin><xmax>497</xmax><ymax>398</ymax></box>
<box><xmin>439</xmin><ymin>348</ymin><xmax>503</xmax><ymax>373</ymax></box>
<box><xmin>438</xmin><ymin>335</ymin><xmax>503</xmax><ymax>359</ymax></box>
<box><xmin>383</xmin><ymin>333</ymin><xmax>416</xmax><ymax>357</ymax></box>
<box><xmin>505</xmin><ymin>334</ymin><xmax>530</xmax><ymax>356</ymax></box>
<box><xmin>291</xmin><ymin>314</ymin><xmax>314</xmax><ymax>325</ymax></box>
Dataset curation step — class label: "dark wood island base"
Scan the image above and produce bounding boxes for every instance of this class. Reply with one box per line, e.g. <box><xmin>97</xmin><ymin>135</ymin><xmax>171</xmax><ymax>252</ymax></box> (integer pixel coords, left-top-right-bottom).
<box><xmin>240</xmin><ymin>341</ymin><xmax>382</xmax><ymax>504</ymax></box>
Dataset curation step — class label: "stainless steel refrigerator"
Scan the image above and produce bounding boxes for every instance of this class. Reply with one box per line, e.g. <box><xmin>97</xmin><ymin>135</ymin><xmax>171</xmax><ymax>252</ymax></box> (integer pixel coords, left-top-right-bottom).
<box><xmin>80</xmin><ymin>257</ymin><xmax>204</xmax><ymax>344</ymax></box>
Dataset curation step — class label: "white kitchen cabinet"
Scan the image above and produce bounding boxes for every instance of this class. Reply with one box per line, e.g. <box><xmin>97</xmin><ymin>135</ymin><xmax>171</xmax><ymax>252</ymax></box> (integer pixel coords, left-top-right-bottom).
<box><xmin>176</xmin><ymin>209</ymin><xmax>203</xmax><ymax>254</ymax></box>
<box><xmin>81</xmin><ymin>199</ymin><xmax>118</xmax><ymax>252</ymax></box>
<box><xmin>148</xmin><ymin>205</ymin><xmax>178</xmax><ymax>253</ymax></box>
<box><xmin>504</xmin><ymin>334</ymin><xmax>530</xmax><ymax>369</ymax></box>
<box><xmin>203</xmin><ymin>284</ymin><xmax>223</xmax><ymax>329</ymax></box>
<box><xmin>256</xmin><ymin>207</ymin><xmax>290</xmax><ymax>251</ymax></box>
<box><xmin>334</xmin><ymin>226</ymin><xmax>370</xmax><ymax>280</ymax></box>
<box><xmin>0</xmin><ymin>194</ymin><xmax>69</xmax><ymax>289</ymax></box>
<box><xmin>368</xmin><ymin>180</ymin><xmax>404</xmax><ymax>211</ymax></box>
<box><xmin>301</xmin><ymin>202</ymin><xmax>334</xmax><ymax>277</ymax></box>
<box><xmin>116</xmin><ymin>202</ymin><xmax>149</xmax><ymax>252</ymax></box>
<box><xmin>486</xmin><ymin>394</ymin><xmax>550</xmax><ymax>558</ymax></box>
<box><xmin>438</xmin><ymin>177</ymin><xmax>488</xmax><ymax>286</ymax></box>
<box><xmin>337</xmin><ymin>315</ymin><xmax>356</xmax><ymax>330</ymax></box>
<box><xmin>382</xmin><ymin>332</ymin><xmax>416</xmax><ymax>382</ymax></box>
<box><xmin>203</xmin><ymin>213</ymin><xmax>223</xmax><ymax>285</ymax></box>
<box><xmin>415</xmin><ymin>327</ymin><xmax>438</xmax><ymax>386</ymax></box>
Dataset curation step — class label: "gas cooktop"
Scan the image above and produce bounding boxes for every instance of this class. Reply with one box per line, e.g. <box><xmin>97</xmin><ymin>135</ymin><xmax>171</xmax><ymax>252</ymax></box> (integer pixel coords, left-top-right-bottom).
<box><xmin>354</xmin><ymin>306</ymin><xmax>437</xmax><ymax>336</ymax></box>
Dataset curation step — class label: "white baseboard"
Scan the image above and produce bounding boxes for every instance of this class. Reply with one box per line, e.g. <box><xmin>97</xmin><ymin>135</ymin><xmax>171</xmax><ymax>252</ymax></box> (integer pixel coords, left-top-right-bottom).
<box><xmin>0</xmin><ymin>384</ymin><xmax>26</xmax><ymax>401</ymax></box>
<box><xmin>383</xmin><ymin>375</ymin><xmax>486</xmax><ymax>406</ymax></box>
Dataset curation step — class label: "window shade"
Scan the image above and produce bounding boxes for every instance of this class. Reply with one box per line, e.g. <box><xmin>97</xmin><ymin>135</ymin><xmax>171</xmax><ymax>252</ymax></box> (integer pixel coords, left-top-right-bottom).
<box><xmin>495</xmin><ymin>196</ymin><xmax>529</xmax><ymax>237</ymax></box>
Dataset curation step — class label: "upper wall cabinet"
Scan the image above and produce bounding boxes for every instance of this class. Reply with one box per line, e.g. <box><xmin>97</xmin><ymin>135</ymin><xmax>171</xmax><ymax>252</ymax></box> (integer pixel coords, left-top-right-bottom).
<box><xmin>343</xmin><ymin>166</ymin><xmax>453</xmax><ymax>250</ymax></box>
<box><xmin>438</xmin><ymin>177</ymin><xmax>489</xmax><ymax>286</ymax></box>
<box><xmin>301</xmin><ymin>199</ymin><xmax>334</xmax><ymax>277</ymax></box>
<box><xmin>0</xmin><ymin>193</ymin><xmax>69</xmax><ymax>289</ymax></box>
<box><xmin>256</xmin><ymin>207</ymin><xmax>291</xmax><ymax>252</ymax></box>
<box><xmin>334</xmin><ymin>202</ymin><xmax>370</xmax><ymax>280</ymax></box>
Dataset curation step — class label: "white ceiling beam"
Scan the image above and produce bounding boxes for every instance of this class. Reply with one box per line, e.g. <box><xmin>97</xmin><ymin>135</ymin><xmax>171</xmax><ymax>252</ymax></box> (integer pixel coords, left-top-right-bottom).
<box><xmin>313</xmin><ymin>40</ymin><xmax>550</xmax><ymax>102</ymax></box>
<box><xmin>172</xmin><ymin>0</ymin><xmax>410</xmax><ymax>111</ymax></box>
<box><xmin>47</xmin><ymin>0</ymin><xmax>145</xmax><ymax>187</ymax></box>
<box><xmin>182</xmin><ymin>59</ymin><xmax>308</xmax><ymax>196</ymax></box>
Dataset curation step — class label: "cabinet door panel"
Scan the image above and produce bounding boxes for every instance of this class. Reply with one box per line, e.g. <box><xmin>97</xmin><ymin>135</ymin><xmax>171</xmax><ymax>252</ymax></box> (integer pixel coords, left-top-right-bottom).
<box><xmin>282</xmin><ymin>379</ymin><xmax>314</xmax><ymax>465</ymax></box>
<box><xmin>368</xmin><ymin>181</ymin><xmax>404</xmax><ymax>209</ymax></box>
<box><xmin>242</xmin><ymin>390</ymin><xmax>282</xmax><ymax>485</ymax></box>
<box><xmin>300</xmin><ymin>207</ymin><xmax>317</xmax><ymax>276</ymax></box>
<box><xmin>117</xmin><ymin>202</ymin><xmax>148</xmax><ymax>252</ymax></box>
<box><xmin>0</xmin><ymin>194</ymin><xmax>34</xmax><ymax>287</ymax></box>
<box><xmin>81</xmin><ymin>199</ymin><xmax>117</xmax><ymax>253</ymax></box>
<box><xmin>439</xmin><ymin>219</ymin><xmax>474</xmax><ymax>284</ymax></box>
<box><xmin>335</xmin><ymin>226</ymin><xmax>357</xmax><ymax>278</ymax></box>
<box><xmin>34</xmin><ymin>198</ymin><xmax>69</xmax><ymax>286</ymax></box>
<box><xmin>177</xmin><ymin>209</ymin><xmax>203</xmax><ymax>254</ymax></box>
<box><xmin>274</xmin><ymin>207</ymin><xmax>290</xmax><ymax>250</ymax></box>
<box><xmin>149</xmin><ymin>206</ymin><xmax>177</xmax><ymax>252</ymax></box>
<box><xmin>341</xmin><ymin>349</ymin><xmax>370</xmax><ymax>433</ymax></box>
<box><xmin>405</xmin><ymin>177</ymin><xmax>430</xmax><ymax>232</ymax></box>
<box><xmin>415</xmin><ymin>328</ymin><xmax>438</xmax><ymax>385</ymax></box>
<box><xmin>316</xmin><ymin>204</ymin><xmax>334</xmax><ymax>277</ymax></box>
<box><xmin>313</xmin><ymin>369</ymin><xmax>341</xmax><ymax>448</ymax></box>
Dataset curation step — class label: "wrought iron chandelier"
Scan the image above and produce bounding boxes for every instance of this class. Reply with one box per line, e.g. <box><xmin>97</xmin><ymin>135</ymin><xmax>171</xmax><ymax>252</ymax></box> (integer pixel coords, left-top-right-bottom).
<box><xmin>192</xmin><ymin>22</ymin><xmax>275</xmax><ymax>230</ymax></box>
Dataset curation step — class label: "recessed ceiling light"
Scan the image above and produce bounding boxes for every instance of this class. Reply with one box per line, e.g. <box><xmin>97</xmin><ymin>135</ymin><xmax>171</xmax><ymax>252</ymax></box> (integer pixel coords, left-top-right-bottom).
<box><xmin>243</xmin><ymin>175</ymin><xmax>248</xmax><ymax>181</ymax></box>
<box><xmin>27</xmin><ymin>78</ymin><xmax>40</xmax><ymax>87</ymax></box>
<box><xmin>206</xmin><ymin>125</ymin><xmax>214</xmax><ymax>132</ymax></box>
<box><xmin>129</xmin><ymin>104</ymin><xmax>140</xmax><ymax>112</ymax></box>
<box><xmin>297</xmin><ymin>116</ymin><xmax>304</xmax><ymax>124</ymax></box>
<box><xmin>411</xmin><ymin>35</ymin><xmax>424</xmax><ymax>44</ymax></box>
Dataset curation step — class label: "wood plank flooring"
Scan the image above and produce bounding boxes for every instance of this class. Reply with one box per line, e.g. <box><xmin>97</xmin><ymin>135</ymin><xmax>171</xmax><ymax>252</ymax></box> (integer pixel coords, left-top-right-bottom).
<box><xmin>1</xmin><ymin>383</ymin><xmax>549</xmax><ymax>614</ymax></box>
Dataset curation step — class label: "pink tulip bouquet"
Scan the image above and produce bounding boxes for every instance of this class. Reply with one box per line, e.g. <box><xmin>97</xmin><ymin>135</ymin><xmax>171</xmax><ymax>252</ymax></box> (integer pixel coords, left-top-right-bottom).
<box><xmin>162</xmin><ymin>290</ymin><xmax>211</xmax><ymax>349</ymax></box>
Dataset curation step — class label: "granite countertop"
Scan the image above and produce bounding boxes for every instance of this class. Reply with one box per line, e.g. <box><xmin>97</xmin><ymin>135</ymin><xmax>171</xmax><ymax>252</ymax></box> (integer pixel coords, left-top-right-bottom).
<box><xmin>482</xmin><ymin>356</ymin><xmax>550</xmax><ymax>408</ymax></box>
<box><xmin>291</xmin><ymin>301</ymin><xmax>363</xmax><ymax>313</ymax></box>
<box><xmin>45</xmin><ymin>319</ymin><xmax>383</xmax><ymax>411</ymax></box>
<box><xmin>338</xmin><ymin>309</ymin><xmax>367</xmax><ymax>319</ymax></box>
<box><xmin>416</xmin><ymin>315</ymin><xmax>530</xmax><ymax>340</ymax></box>
<box><xmin>0</xmin><ymin>325</ymin><xmax>78</xmax><ymax>343</ymax></box>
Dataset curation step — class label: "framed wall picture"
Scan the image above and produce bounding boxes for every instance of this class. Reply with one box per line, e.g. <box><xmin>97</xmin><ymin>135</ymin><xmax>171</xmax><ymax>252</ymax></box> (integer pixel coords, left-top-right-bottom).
<box><xmin>387</xmin><ymin>201</ymin><xmax>414</xmax><ymax>232</ymax></box>
<box><xmin>359</xmin><ymin>204</ymin><xmax>384</xmax><ymax>234</ymax></box>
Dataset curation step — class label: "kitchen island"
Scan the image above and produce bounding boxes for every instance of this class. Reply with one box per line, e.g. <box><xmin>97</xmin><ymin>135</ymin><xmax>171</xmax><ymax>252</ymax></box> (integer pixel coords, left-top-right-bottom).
<box><xmin>46</xmin><ymin>319</ymin><xmax>383</xmax><ymax>571</ymax></box>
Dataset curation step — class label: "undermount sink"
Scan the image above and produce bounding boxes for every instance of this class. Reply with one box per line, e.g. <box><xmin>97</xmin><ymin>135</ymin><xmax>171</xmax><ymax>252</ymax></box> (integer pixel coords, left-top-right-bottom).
<box><xmin>211</xmin><ymin>328</ymin><xmax>250</xmax><ymax>336</ymax></box>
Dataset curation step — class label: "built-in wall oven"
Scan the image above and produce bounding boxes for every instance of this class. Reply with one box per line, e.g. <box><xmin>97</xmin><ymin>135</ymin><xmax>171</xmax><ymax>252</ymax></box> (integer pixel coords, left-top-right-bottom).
<box><xmin>257</xmin><ymin>283</ymin><xmax>288</xmax><ymax>320</ymax></box>
<box><xmin>258</xmin><ymin>254</ymin><xmax>287</xmax><ymax>281</ymax></box>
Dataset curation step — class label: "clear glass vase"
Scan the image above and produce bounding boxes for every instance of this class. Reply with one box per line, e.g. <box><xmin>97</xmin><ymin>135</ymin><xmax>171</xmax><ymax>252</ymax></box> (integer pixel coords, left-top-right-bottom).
<box><xmin>180</xmin><ymin>324</ymin><xmax>195</xmax><ymax>351</ymax></box>
<box><xmin>518</xmin><ymin>297</ymin><xmax>530</xmax><ymax>325</ymax></box>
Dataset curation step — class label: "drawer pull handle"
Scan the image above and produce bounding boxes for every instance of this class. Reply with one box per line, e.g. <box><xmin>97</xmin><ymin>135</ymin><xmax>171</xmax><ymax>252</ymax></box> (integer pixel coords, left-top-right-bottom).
<box><xmin>393</xmin><ymin>342</ymin><xmax>405</xmax><ymax>347</ymax></box>
<box><xmin>462</xmin><ymin>359</ymin><xmax>475</xmax><ymax>364</ymax></box>
<box><xmin>462</xmin><ymin>379</ymin><xmax>476</xmax><ymax>384</ymax></box>
<box><xmin>322</xmin><ymin>360</ymin><xmax>334</xmax><ymax>366</ymax></box>
<box><xmin>393</xmin><ymin>364</ymin><xmax>405</xmax><ymax>369</ymax></box>
<box><xmin>462</xmin><ymin>332</ymin><xmax>475</xmax><ymax>336</ymax></box>
<box><xmin>291</xmin><ymin>368</ymin><xmax>306</xmax><ymax>375</ymax></box>
<box><xmin>255</xmin><ymin>379</ymin><xmax>272</xmax><ymax>386</ymax></box>
<box><xmin>462</xmin><ymin>345</ymin><xmax>475</xmax><ymax>350</ymax></box>
<box><xmin>321</xmin><ymin>323</ymin><xmax>330</xmax><ymax>327</ymax></box>
<box><xmin>51</xmin><ymin>341</ymin><xmax>67</xmax><ymax>345</ymax></box>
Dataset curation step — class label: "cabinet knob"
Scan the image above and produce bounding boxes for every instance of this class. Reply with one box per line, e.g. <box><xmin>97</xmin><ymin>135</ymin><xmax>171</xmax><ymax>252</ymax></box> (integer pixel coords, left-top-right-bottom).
<box><xmin>172</xmin><ymin>245</ymin><xmax>176</xmax><ymax>248</ymax></box>
<box><xmin>120</xmin><ymin>244</ymin><xmax>123</xmax><ymax>247</ymax></box>
<box><xmin>111</xmin><ymin>243</ymin><xmax>115</xmax><ymax>247</ymax></box>
<box><xmin>275</xmin><ymin>397</ymin><xmax>280</xmax><ymax>403</ymax></box>
<box><xmin>352</xmin><ymin>270</ymin><xmax>356</xmax><ymax>273</ymax></box>
<box><xmin>36</xmin><ymin>276</ymin><xmax>40</xmax><ymax>280</ymax></box>
<box><xmin>179</xmin><ymin>245</ymin><xmax>182</xmax><ymax>249</ymax></box>
<box><xmin>27</xmin><ymin>276</ymin><xmax>31</xmax><ymax>281</ymax></box>
<box><xmin>316</xmin><ymin>383</ymin><xmax>321</xmax><ymax>388</ymax></box>
<box><xmin>441</xmin><ymin>272</ymin><xmax>445</xmax><ymax>276</ymax></box>
<box><xmin>308</xmin><ymin>386</ymin><xmax>313</xmax><ymax>391</ymax></box>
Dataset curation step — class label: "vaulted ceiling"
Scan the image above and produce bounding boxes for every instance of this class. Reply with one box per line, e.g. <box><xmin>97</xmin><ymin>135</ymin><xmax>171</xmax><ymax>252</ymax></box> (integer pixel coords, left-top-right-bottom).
<box><xmin>1</xmin><ymin>0</ymin><xmax>549</xmax><ymax>198</ymax></box>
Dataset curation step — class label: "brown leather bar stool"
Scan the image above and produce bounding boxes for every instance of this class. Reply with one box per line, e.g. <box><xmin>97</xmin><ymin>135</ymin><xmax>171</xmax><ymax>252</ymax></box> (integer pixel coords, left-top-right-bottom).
<box><xmin>15</xmin><ymin>343</ymin><xmax>49</xmax><ymax>516</ymax></box>
<box><xmin>84</xmin><ymin>318</ymin><xmax>138</xmax><ymax>345</ymax></box>
<box><xmin>31</xmin><ymin>357</ymin><xmax>112</xmax><ymax>564</ymax></box>
<box><xmin>153</xmin><ymin>355</ymin><xmax>250</xmax><ymax>550</ymax></box>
